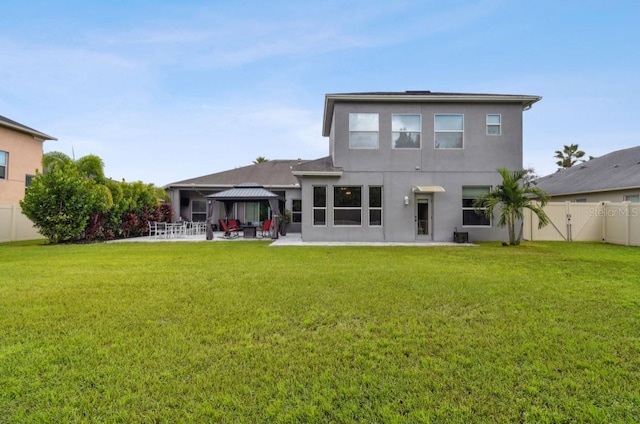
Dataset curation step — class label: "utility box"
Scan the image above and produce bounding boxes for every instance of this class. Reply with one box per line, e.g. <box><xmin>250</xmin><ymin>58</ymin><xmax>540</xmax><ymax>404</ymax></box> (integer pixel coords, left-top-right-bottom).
<box><xmin>453</xmin><ymin>231</ymin><xmax>469</xmax><ymax>243</ymax></box>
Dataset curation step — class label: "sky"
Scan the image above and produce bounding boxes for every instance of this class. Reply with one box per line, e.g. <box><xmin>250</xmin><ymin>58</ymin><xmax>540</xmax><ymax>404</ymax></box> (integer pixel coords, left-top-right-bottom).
<box><xmin>1</xmin><ymin>0</ymin><xmax>639</xmax><ymax>186</ymax></box>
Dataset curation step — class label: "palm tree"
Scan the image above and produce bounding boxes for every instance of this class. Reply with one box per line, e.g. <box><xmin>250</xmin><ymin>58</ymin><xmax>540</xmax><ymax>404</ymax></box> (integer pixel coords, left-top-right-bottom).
<box><xmin>42</xmin><ymin>151</ymin><xmax>105</xmax><ymax>182</ymax></box>
<box><xmin>554</xmin><ymin>144</ymin><xmax>586</xmax><ymax>169</ymax></box>
<box><xmin>473</xmin><ymin>168</ymin><xmax>551</xmax><ymax>246</ymax></box>
<box><xmin>253</xmin><ymin>156</ymin><xmax>268</xmax><ymax>164</ymax></box>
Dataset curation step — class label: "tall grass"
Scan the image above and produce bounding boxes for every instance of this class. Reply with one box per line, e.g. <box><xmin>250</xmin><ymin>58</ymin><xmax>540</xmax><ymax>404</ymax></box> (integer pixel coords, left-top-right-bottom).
<box><xmin>1</xmin><ymin>241</ymin><xmax>638</xmax><ymax>422</ymax></box>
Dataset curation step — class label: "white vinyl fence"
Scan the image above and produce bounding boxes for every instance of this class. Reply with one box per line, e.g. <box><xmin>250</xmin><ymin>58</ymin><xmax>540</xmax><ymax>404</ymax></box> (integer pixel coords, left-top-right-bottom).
<box><xmin>524</xmin><ymin>202</ymin><xmax>640</xmax><ymax>246</ymax></box>
<box><xmin>0</xmin><ymin>204</ymin><xmax>43</xmax><ymax>243</ymax></box>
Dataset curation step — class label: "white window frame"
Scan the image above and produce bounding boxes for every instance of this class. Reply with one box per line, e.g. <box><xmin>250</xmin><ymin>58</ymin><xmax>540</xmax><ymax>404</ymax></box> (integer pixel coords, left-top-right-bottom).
<box><xmin>313</xmin><ymin>186</ymin><xmax>327</xmax><ymax>227</ymax></box>
<box><xmin>392</xmin><ymin>114</ymin><xmax>421</xmax><ymax>149</ymax></box>
<box><xmin>349</xmin><ymin>113</ymin><xmax>379</xmax><ymax>149</ymax></box>
<box><xmin>462</xmin><ymin>186</ymin><xmax>492</xmax><ymax>227</ymax></box>
<box><xmin>624</xmin><ymin>194</ymin><xmax>639</xmax><ymax>203</ymax></box>
<box><xmin>368</xmin><ymin>186</ymin><xmax>383</xmax><ymax>226</ymax></box>
<box><xmin>486</xmin><ymin>114</ymin><xmax>501</xmax><ymax>136</ymax></box>
<box><xmin>0</xmin><ymin>151</ymin><xmax>7</xmax><ymax>180</ymax></box>
<box><xmin>333</xmin><ymin>186</ymin><xmax>362</xmax><ymax>227</ymax></box>
<box><xmin>434</xmin><ymin>114</ymin><xmax>464</xmax><ymax>149</ymax></box>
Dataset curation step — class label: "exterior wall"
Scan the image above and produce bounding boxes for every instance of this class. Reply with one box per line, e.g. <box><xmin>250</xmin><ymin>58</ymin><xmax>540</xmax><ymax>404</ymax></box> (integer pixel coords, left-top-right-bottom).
<box><xmin>331</xmin><ymin>102</ymin><xmax>523</xmax><ymax>173</ymax></box>
<box><xmin>0</xmin><ymin>205</ymin><xmax>43</xmax><ymax>242</ymax></box>
<box><xmin>300</xmin><ymin>171</ymin><xmax>506</xmax><ymax>242</ymax></box>
<box><xmin>0</xmin><ymin>126</ymin><xmax>44</xmax><ymax>205</ymax></box>
<box><xmin>549</xmin><ymin>189</ymin><xmax>640</xmax><ymax>203</ymax></box>
<box><xmin>301</xmin><ymin>101</ymin><xmax>525</xmax><ymax>242</ymax></box>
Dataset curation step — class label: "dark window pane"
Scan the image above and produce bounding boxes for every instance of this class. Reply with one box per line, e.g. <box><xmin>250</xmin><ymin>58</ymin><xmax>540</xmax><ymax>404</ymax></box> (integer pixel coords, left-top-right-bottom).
<box><xmin>369</xmin><ymin>210</ymin><xmax>382</xmax><ymax>226</ymax></box>
<box><xmin>463</xmin><ymin>210</ymin><xmax>491</xmax><ymax>226</ymax></box>
<box><xmin>313</xmin><ymin>187</ymin><xmax>326</xmax><ymax>207</ymax></box>
<box><xmin>313</xmin><ymin>209</ymin><xmax>326</xmax><ymax>225</ymax></box>
<box><xmin>292</xmin><ymin>199</ymin><xmax>302</xmax><ymax>212</ymax></box>
<box><xmin>334</xmin><ymin>209</ymin><xmax>361</xmax><ymax>226</ymax></box>
<box><xmin>334</xmin><ymin>186</ymin><xmax>361</xmax><ymax>207</ymax></box>
<box><xmin>369</xmin><ymin>186</ymin><xmax>382</xmax><ymax>207</ymax></box>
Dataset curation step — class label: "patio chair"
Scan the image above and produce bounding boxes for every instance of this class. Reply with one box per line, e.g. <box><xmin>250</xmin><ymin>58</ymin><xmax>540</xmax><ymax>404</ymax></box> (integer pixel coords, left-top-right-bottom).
<box><xmin>220</xmin><ymin>220</ymin><xmax>240</xmax><ymax>238</ymax></box>
<box><xmin>257</xmin><ymin>219</ymin><xmax>272</xmax><ymax>238</ymax></box>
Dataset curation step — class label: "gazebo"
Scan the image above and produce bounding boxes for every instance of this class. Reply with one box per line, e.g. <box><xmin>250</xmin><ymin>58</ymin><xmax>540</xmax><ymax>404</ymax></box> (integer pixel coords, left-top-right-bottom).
<box><xmin>205</xmin><ymin>182</ymin><xmax>281</xmax><ymax>239</ymax></box>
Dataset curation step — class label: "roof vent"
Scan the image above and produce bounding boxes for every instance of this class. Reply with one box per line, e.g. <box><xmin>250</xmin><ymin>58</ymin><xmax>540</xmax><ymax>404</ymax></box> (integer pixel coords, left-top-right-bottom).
<box><xmin>614</xmin><ymin>164</ymin><xmax>619</xmax><ymax>168</ymax></box>
<box><xmin>580</xmin><ymin>164</ymin><xmax>586</xmax><ymax>169</ymax></box>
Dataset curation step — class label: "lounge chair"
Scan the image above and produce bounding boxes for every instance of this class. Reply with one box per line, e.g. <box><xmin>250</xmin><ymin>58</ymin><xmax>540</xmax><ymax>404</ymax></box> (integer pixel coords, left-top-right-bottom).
<box><xmin>257</xmin><ymin>219</ymin><xmax>272</xmax><ymax>238</ymax></box>
<box><xmin>220</xmin><ymin>220</ymin><xmax>240</xmax><ymax>238</ymax></box>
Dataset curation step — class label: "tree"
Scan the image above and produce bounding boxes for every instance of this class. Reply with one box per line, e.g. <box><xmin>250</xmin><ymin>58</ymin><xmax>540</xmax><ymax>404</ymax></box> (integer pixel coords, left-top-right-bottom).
<box><xmin>253</xmin><ymin>156</ymin><xmax>268</xmax><ymax>164</ymax></box>
<box><xmin>473</xmin><ymin>168</ymin><xmax>551</xmax><ymax>246</ymax></box>
<box><xmin>554</xmin><ymin>144</ymin><xmax>586</xmax><ymax>169</ymax></box>
<box><xmin>20</xmin><ymin>168</ymin><xmax>111</xmax><ymax>243</ymax></box>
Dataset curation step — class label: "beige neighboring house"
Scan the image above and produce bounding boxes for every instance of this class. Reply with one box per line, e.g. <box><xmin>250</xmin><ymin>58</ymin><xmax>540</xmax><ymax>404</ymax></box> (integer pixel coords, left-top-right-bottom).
<box><xmin>0</xmin><ymin>114</ymin><xmax>57</xmax><ymax>242</ymax></box>
<box><xmin>535</xmin><ymin>146</ymin><xmax>640</xmax><ymax>202</ymax></box>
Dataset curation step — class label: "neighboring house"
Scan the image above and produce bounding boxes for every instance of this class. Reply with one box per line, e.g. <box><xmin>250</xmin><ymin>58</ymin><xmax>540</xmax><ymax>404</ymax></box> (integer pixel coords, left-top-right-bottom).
<box><xmin>535</xmin><ymin>146</ymin><xmax>640</xmax><ymax>203</ymax></box>
<box><xmin>0</xmin><ymin>114</ymin><xmax>57</xmax><ymax>205</ymax></box>
<box><xmin>0</xmin><ymin>114</ymin><xmax>57</xmax><ymax>242</ymax></box>
<box><xmin>293</xmin><ymin>91</ymin><xmax>541</xmax><ymax>242</ymax></box>
<box><xmin>166</xmin><ymin>91</ymin><xmax>541</xmax><ymax>242</ymax></box>
<box><xmin>164</xmin><ymin>159</ymin><xmax>306</xmax><ymax>232</ymax></box>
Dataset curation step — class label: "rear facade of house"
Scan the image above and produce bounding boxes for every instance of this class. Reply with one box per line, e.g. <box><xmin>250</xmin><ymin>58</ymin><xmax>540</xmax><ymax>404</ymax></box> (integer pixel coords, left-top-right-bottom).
<box><xmin>293</xmin><ymin>92</ymin><xmax>541</xmax><ymax>242</ymax></box>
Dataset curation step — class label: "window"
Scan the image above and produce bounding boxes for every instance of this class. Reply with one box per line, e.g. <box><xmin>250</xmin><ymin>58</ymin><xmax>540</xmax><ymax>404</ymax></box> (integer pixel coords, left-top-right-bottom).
<box><xmin>292</xmin><ymin>199</ymin><xmax>302</xmax><ymax>223</ymax></box>
<box><xmin>25</xmin><ymin>174</ymin><xmax>35</xmax><ymax>188</ymax></box>
<box><xmin>624</xmin><ymin>194</ymin><xmax>639</xmax><ymax>203</ymax></box>
<box><xmin>435</xmin><ymin>114</ymin><xmax>463</xmax><ymax>149</ymax></box>
<box><xmin>487</xmin><ymin>114</ymin><xmax>501</xmax><ymax>135</ymax></box>
<box><xmin>349</xmin><ymin>113</ymin><xmax>379</xmax><ymax>149</ymax></box>
<box><xmin>575</xmin><ymin>198</ymin><xmax>587</xmax><ymax>203</ymax></box>
<box><xmin>392</xmin><ymin>114</ymin><xmax>421</xmax><ymax>149</ymax></box>
<box><xmin>0</xmin><ymin>151</ymin><xmax>7</xmax><ymax>179</ymax></box>
<box><xmin>334</xmin><ymin>186</ymin><xmax>362</xmax><ymax>226</ymax></box>
<box><xmin>369</xmin><ymin>186</ymin><xmax>382</xmax><ymax>226</ymax></box>
<box><xmin>245</xmin><ymin>202</ymin><xmax>260</xmax><ymax>225</ymax></box>
<box><xmin>191</xmin><ymin>200</ymin><xmax>207</xmax><ymax>222</ymax></box>
<box><xmin>313</xmin><ymin>186</ymin><xmax>326</xmax><ymax>226</ymax></box>
<box><xmin>462</xmin><ymin>186</ymin><xmax>491</xmax><ymax>226</ymax></box>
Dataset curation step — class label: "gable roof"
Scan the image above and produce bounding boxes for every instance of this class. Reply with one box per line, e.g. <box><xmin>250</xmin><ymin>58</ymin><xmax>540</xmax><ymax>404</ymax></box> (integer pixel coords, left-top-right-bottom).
<box><xmin>536</xmin><ymin>146</ymin><xmax>640</xmax><ymax>196</ymax></box>
<box><xmin>0</xmin><ymin>114</ymin><xmax>57</xmax><ymax>141</ymax></box>
<box><xmin>165</xmin><ymin>159</ymin><xmax>309</xmax><ymax>189</ymax></box>
<box><xmin>323</xmin><ymin>91</ymin><xmax>542</xmax><ymax>136</ymax></box>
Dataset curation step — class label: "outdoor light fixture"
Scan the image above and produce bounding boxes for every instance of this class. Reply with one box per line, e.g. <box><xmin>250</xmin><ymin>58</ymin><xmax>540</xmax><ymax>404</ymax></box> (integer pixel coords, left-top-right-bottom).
<box><xmin>404</xmin><ymin>196</ymin><xmax>409</xmax><ymax>205</ymax></box>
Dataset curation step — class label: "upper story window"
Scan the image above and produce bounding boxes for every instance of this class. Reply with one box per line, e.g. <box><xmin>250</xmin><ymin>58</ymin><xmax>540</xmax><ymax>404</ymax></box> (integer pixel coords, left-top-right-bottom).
<box><xmin>434</xmin><ymin>114</ymin><xmax>463</xmax><ymax>149</ymax></box>
<box><xmin>26</xmin><ymin>174</ymin><xmax>35</xmax><ymax>189</ymax></box>
<box><xmin>392</xmin><ymin>114</ymin><xmax>421</xmax><ymax>149</ymax></box>
<box><xmin>349</xmin><ymin>113</ymin><xmax>379</xmax><ymax>149</ymax></box>
<box><xmin>313</xmin><ymin>186</ymin><xmax>327</xmax><ymax>226</ymax></box>
<box><xmin>487</xmin><ymin>114</ymin><xmax>501</xmax><ymax>135</ymax></box>
<box><xmin>0</xmin><ymin>151</ymin><xmax>7</xmax><ymax>179</ymax></box>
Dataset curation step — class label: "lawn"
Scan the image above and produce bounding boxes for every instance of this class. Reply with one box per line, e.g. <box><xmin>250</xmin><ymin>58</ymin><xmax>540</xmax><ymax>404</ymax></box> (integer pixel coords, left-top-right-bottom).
<box><xmin>0</xmin><ymin>240</ymin><xmax>638</xmax><ymax>423</ymax></box>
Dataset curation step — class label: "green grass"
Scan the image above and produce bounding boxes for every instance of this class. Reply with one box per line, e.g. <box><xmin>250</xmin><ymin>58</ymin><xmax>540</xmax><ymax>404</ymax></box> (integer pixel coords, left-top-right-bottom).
<box><xmin>0</xmin><ymin>240</ymin><xmax>638</xmax><ymax>423</ymax></box>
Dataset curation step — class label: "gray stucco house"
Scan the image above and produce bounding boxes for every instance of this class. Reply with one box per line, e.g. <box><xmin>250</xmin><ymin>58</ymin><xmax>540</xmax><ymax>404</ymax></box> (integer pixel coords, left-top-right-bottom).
<box><xmin>535</xmin><ymin>146</ymin><xmax>640</xmax><ymax>203</ymax></box>
<box><xmin>165</xmin><ymin>91</ymin><xmax>541</xmax><ymax>242</ymax></box>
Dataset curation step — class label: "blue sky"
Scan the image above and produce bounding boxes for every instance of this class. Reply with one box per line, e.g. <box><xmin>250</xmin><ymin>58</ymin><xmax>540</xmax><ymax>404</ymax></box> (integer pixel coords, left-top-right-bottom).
<box><xmin>1</xmin><ymin>0</ymin><xmax>638</xmax><ymax>186</ymax></box>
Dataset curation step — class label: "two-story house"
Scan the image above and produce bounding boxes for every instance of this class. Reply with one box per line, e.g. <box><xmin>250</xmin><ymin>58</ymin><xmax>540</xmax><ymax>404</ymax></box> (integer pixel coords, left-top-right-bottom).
<box><xmin>165</xmin><ymin>91</ymin><xmax>540</xmax><ymax>242</ymax></box>
<box><xmin>0</xmin><ymin>114</ymin><xmax>57</xmax><ymax>242</ymax></box>
<box><xmin>0</xmin><ymin>114</ymin><xmax>57</xmax><ymax>205</ymax></box>
<box><xmin>291</xmin><ymin>91</ymin><xmax>541</xmax><ymax>242</ymax></box>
